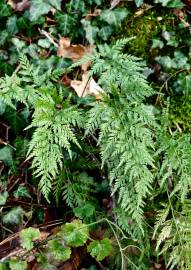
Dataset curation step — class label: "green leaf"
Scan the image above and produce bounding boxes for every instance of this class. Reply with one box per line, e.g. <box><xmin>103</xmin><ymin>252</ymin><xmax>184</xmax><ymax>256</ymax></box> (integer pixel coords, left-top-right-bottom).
<box><xmin>0</xmin><ymin>2</ymin><xmax>11</xmax><ymax>17</ymax></box>
<box><xmin>0</xmin><ymin>100</ymin><xmax>6</xmax><ymax>115</ymax></box>
<box><xmin>134</xmin><ymin>0</ymin><xmax>144</xmax><ymax>7</ymax></box>
<box><xmin>11</xmin><ymin>38</ymin><xmax>26</xmax><ymax>50</ymax></box>
<box><xmin>6</xmin><ymin>16</ymin><xmax>18</xmax><ymax>35</ymax></box>
<box><xmin>38</xmin><ymin>38</ymin><xmax>51</xmax><ymax>48</ymax></box>
<box><xmin>0</xmin><ymin>146</ymin><xmax>13</xmax><ymax>167</ymax></box>
<box><xmin>0</xmin><ymin>31</ymin><xmax>9</xmax><ymax>46</ymax></box>
<box><xmin>3</xmin><ymin>207</ymin><xmax>23</xmax><ymax>225</ymax></box>
<box><xmin>68</xmin><ymin>0</ymin><xmax>86</xmax><ymax>13</ymax></box>
<box><xmin>81</xmin><ymin>19</ymin><xmax>98</xmax><ymax>45</ymax></box>
<box><xmin>9</xmin><ymin>259</ymin><xmax>27</xmax><ymax>270</ymax></box>
<box><xmin>151</xmin><ymin>39</ymin><xmax>164</xmax><ymax>49</ymax></box>
<box><xmin>98</xmin><ymin>26</ymin><xmax>113</xmax><ymax>41</ymax></box>
<box><xmin>20</xmin><ymin>227</ymin><xmax>40</xmax><ymax>250</ymax></box>
<box><xmin>154</xmin><ymin>0</ymin><xmax>184</xmax><ymax>7</ymax></box>
<box><xmin>87</xmin><ymin>238</ymin><xmax>112</xmax><ymax>261</ymax></box>
<box><xmin>74</xmin><ymin>203</ymin><xmax>95</xmax><ymax>219</ymax></box>
<box><xmin>29</xmin><ymin>0</ymin><xmax>51</xmax><ymax>21</ymax></box>
<box><xmin>175</xmin><ymin>74</ymin><xmax>191</xmax><ymax>95</ymax></box>
<box><xmin>100</xmin><ymin>8</ymin><xmax>129</xmax><ymax>26</ymax></box>
<box><xmin>0</xmin><ymin>191</ymin><xmax>8</xmax><ymax>206</ymax></box>
<box><xmin>14</xmin><ymin>186</ymin><xmax>31</xmax><ymax>199</ymax></box>
<box><xmin>55</xmin><ymin>13</ymin><xmax>77</xmax><ymax>36</ymax></box>
<box><xmin>155</xmin><ymin>55</ymin><xmax>173</xmax><ymax>69</ymax></box>
<box><xmin>37</xmin><ymin>254</ymin><xmax>57</xmax><ymax>270</ymax></box>
<box><xmin>87</xmin><ymin>0</ymin><xmax>102</xmax><ymax>4</ymax></box>
<box><xmin>59</xmin><ymin>220</ymin><xmax>89</xmax><ymax>247</ymax></box>
<box><xmin>0</xmin><ymin>263</ymin><xmax>8</xmax><ymax>270</ymax></box>
<box><xmin>48</xmin><ymin>0</ymin><xmax>61</xmax><ymax>10</ymax></box>
<box><xmin>167</xmin><ymin>0</ymin><xmax>184</xmax><ymax>7</ymax></box>
<box><xmin>48</xmin><ymin>239</ymin><xmax>71</xmax><ymax>261</ymax></box>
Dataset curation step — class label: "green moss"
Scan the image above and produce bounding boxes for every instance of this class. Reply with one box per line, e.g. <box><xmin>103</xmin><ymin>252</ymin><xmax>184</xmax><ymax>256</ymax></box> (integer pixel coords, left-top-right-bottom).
<box><xmin>169</xmin><ymin>95</ymin><xmax>191</xmax><ymax>132</ymax></box>
<box><xmin>116</xmin><ymin>9</ymin><xmax>180</xmax><ymax>59</ymax></box>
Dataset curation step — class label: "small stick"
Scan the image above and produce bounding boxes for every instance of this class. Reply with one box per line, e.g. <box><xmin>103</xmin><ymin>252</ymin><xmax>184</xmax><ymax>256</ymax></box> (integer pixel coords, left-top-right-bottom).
<box><xmin>38</xmin><ymin>28</ymin><xmax>59</xmax><ymax>48</ymax></box>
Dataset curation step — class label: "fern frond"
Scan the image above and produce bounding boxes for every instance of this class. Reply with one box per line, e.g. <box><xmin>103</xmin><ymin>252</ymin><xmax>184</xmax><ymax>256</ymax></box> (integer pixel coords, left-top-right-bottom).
<box><xmin>85</xmin><ymin>40</ymin><xmax>156</xmax><ymax>230</ymax></box>
<box><xmin>63</xmin><ymin>172</ymin><xmax>96</xmax><ymax>208</ymax></box>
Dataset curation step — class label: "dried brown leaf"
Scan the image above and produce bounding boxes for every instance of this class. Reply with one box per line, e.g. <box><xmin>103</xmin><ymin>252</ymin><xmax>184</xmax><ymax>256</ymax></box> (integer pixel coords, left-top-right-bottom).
<box><xmin>57</xmin><ymin>37</ymin><xmax>95</xmax><ymax>71</ymax></box>
<box><xmin>8</xmin><ymin>0</ymin><xmax>30</xmax><ymax>11</ymax></box>
<box><xmin>110</xmin><ymin>0</ymin><xmax>121</xmax><ymax>9</ymax></box>
<box><xmin>71</xmin><ymin>73</ymin><xmax>103</xmax><ymax>99</ymax></box>
<box><xmin>85</xmin><ymin>9</ymin><xmax>102</xmax><ymax>19</ymax></box>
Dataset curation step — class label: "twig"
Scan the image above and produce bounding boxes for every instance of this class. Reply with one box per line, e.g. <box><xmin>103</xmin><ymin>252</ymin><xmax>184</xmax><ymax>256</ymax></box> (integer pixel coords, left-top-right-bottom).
<box><xmin>110</xmin><ymin>0</ymin><xmax>121</xmax><ymax>9</ymax></box>
<box><xmin>38</xmin><ymin>29</ymin><xmax>59</xmax><ymax>48</ymax></box>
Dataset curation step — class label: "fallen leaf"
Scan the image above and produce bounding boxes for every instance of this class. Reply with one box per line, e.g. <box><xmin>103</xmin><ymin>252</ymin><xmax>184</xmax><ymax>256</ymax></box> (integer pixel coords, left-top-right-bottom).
<box><xmin>154</xmin><ymin>263</ymin><xmax>162</xmax><ymax>269</ymax></box>
<box><xmin>71</xmin><ymin>73</ymin><xmax>103</xmax><ymax>99</ymax></box>
<box><xmin>134</xmin><ymin>4</ymin><xmax>153</xmax><ymax>17</ymax></box>
<box><xmin>59</xmin><ymin>74</ymin><xmax>71</xmax><ymax>86</ymax></box>
<box><xmin>38</xmin><ymin>231</ymin><xmax>50</xmax><ymax>241</ymax></box>
<box><xmin>57</xmin><ymin>37</ymin><xmax>95</xmax><ymax>71</ymax></box>
<box><xmin>110</xmin><ymin>0</ymin><xmax>121</xmax><ymax>9</ymax></box>
<box><xmin>8</xmin><ymin>0</ymin><xmax>30</xmax><ymax>11</ymax></box>
<box><xmin>85</xmin><ymin>9</ymin><xmax>102</xmax><ymax>19</ymax></box>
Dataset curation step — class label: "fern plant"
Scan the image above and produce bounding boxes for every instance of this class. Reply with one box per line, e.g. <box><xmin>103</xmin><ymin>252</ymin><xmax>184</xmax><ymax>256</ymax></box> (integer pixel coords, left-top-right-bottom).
<box><xmin>153</xmin><ymin>198</ymin><xmax>191</xmax><ymax>269</ymax></box>
<box><xmin>2</xmin><ymin>43</ymin><xmax>191</xmax><ymax>270</ymax></box>
<box><xmin>79</xmin><ymin>39</ymin><xmax>158</xmax><ymax>231</ymax></box>
<box><xmin>0</xmin><ymin>54</ymin><xmax>83</xmax><ymax>200</ymax></box>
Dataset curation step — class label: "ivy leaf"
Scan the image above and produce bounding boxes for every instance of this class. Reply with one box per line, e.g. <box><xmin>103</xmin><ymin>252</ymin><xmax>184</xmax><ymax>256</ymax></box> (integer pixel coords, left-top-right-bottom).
<box><xmin>155</xmin><ymin>0</ymin><xmax>184</xmax><ymax>7</ymax></box>
<box><xmin>59</xmin><ymin>220</ymin><xmax>89</xmax><ymax>247</ymax></box>
<box><xmin>29</xmin><ymin>0</ymin><xmax>51</xmax><ymax>21</ymax></box>
<box><xmin>38</xmin><ymin>38</ymin><xmax>51</xmax><ymax>49</ymax></box>
<box><xmin>0</xmin><ymin>191</ymin><xmax>8</xmax><ymax>206</ymax></box>
<box><xmin>14</xmin><ymin>186</ymin><xmax>31</xmax><ymax>199</ymax></box>
<box><xmin>9</xmin><ymin>259</ymin><xmax>27</xmax><ymax>270</ymax></box>
<box><xmin>48</xmin><ymin>239</ymin><xmax>71</xmax><ymax>261</ymax></box>
<box><xmin>3</xmin><ymin>207</ymin><xmax>23</xmax><ymax>225</ymax></box>
<box><xmin>0</xmin><ymin>2</ymin><xmax>11</xmax><ymax>17</ymax></box>
<box><xmin>98</xmin><ymin>26</ymin><xmax>113</xmax><ymax>41</ymax></box>
<box><xmin>134</xmin><ymin>0</ymin><xmax>144</xmax><ymax>7</ymax></box>
<box><xmin>6</xmin><ymin>16</ymin><xmax>18</xmax><ymax>35</ymax></box>
<box><xmin>87</xmin><ymin>0</ymin><xmax>102</xmax><ymax>4</ymax></box>
<box><xmin>81</xmin><ymin>19</ymin><xmax>98</xmax><ymax>45</ymax></box>
<box><xmin>20</xmin><ymin>227</ymin><xmax>40</xmax><ymax>250</ymax></box>
<box><xmin>100</xmin><ymin>8</ymin><xmax>129</xmax><ymax>26</ymax></box>
<box><xmin>87</xmin><ymin>238</ymin><xmax>112</xmax><ymax>261</ymax></box>
<box><xmin>68</xmin><ymin>0</ymin><xmax>86</xmax><ymax>13</ymax></box>
<box><xmin>166</xmin><ymin>0</ymin><xmax>184</xmax><ymax>7</ymax></box>
<box><xmin>74</xmin><ymin>203</ymin><xmax>95</xmax><ymax>219</ymax></box>
<box><xmin>0</xmin><ymin>146</ymin><xmax>13</xmax><ymax>167</ymax></box>
<box><xmin>155</xmin><ymin>55</ymin><xmax>173</xmax><ymax>69</ymax></box>
<box><xmin>151</xmin><ymin>39</ymin><xmax>164</xmax><ymax>49</ymax></box>
<box><xmin>0</xmin><ymin>100</ymin><xmax>6</xmax><ymax>115</ymax></box>
<box><xmin>175</xmin><ymin>74</ymin><xmax>191</xmax><ymax>95</ymax></box>
<box><xmin>49</xmin><ymin>0</ymin><xmax>61</xmax><ymax>10</ymax></box>
<box><xmin>55</xmin><ymin>13</ymin><xmax>77</xmax><ymax>36</ymax></box>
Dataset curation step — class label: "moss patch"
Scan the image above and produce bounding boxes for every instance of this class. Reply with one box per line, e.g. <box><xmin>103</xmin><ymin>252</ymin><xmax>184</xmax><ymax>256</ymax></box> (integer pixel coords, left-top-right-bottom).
<box><xmin>116</xmin><ymin>8</ymin><xmax>180</xmax><ymax>60</ymax></box>
<box><xmin>169</xmin><ymin>95</ymin><xmax>191</xmax><ymax>132</ymax></box>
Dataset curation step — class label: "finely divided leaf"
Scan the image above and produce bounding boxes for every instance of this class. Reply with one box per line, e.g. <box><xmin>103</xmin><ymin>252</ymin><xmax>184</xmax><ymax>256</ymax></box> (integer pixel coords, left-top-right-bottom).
<box><xmin>87</xmin><ymin>238</ymin><xmax>112</xmax><ymax>261</ymax></box>
<box><xmin>3</xmin><ymin>207</ymin><xmax>23</xmax><ymax>225</ymax></box>
<box><xmin>0</xmin><ymin>191</ymin><xmax>8</xmax><ymax>206</ymax></box>
<box><xmin>48</xmin><ymin>239</ymin><xmax>71</xmax><ymax>261</ymax></box>
<box><xmin>9</xmin><ymin>259</ymin><xmax>27</xmax><ymax>270</ymax></box>
<box><xmin>20</xmin><ymin>227</ymin><xmax>40</xmax><ymax>250</ymax></box>
<box><xmin>14</xmin><ymin>186</ymin><xmax>31</xmax><ymax>199</ymax></box>
<box><xmin>59</xmin><ymin>219</ymin><xmax>89</xmax><ymax>247</ymax></box>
